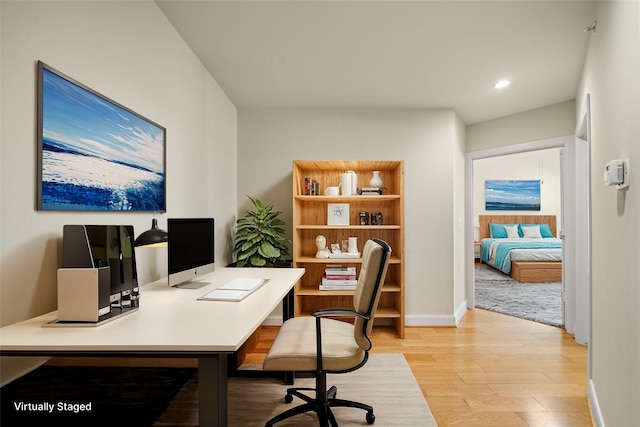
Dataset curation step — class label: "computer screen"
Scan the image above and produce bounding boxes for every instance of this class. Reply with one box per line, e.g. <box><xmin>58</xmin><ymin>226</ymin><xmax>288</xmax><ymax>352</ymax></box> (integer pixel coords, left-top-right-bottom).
<box><xmin>167</xmin><ymin>218</ymin><xmax>215</xmax><ymax>288</ymax></box>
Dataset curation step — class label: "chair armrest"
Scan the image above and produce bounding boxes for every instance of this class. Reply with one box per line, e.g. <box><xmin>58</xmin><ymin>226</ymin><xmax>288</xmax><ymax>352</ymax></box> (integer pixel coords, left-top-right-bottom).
<box><xmin>311</xmin><ymin>308</ymin><xmax>371</xmax><ymax>371</ymax></box>
<box><xmin>312</xmin><ymin>307</ymin><xmax>370</xmax><ymax>321</ymax></box>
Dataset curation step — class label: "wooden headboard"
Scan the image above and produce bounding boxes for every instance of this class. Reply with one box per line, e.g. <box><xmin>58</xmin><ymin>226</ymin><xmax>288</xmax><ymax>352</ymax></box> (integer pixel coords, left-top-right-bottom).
<box><xmin>478</xmin><ymin>215</ymin><xmax>557</xmax><ymax>240</ymax></box>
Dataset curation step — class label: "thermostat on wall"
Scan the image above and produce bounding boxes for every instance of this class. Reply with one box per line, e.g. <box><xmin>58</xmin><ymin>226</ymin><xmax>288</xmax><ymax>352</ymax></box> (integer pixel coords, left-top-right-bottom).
<box><xmin>604</xmin><ymin>159</ymin><xmax>630</xmax><ymax>189</ymax></box>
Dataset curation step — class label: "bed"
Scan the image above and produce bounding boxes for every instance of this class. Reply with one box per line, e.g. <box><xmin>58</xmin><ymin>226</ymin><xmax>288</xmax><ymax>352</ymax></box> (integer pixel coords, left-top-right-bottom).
<box><xmin>479</xmin><ymin>215</ymin><xmax>562</xmax><ymax>283</ymax></box>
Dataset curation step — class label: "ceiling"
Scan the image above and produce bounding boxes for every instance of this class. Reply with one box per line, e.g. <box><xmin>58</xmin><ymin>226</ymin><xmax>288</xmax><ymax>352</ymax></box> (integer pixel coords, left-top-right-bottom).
<box><xmin>156</xmin><ymin>1</ymin><xmax>596</xmax><ymax>125</ymax></box>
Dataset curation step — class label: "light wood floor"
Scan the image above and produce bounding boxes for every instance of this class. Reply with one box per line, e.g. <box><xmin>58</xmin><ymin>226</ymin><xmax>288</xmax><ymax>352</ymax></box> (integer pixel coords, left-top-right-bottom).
<box><xmin>246</xmin><ymin>309</ymin><xmax>592</xmax><ymax>427</ymax></box>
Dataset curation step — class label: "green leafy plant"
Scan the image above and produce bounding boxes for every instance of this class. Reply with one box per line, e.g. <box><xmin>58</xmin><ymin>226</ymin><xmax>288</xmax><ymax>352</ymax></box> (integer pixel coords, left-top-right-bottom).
<box><xmin>233</xmin><ymin>196</ymin><xmax>290</xmax><ymax>267</ymax></box>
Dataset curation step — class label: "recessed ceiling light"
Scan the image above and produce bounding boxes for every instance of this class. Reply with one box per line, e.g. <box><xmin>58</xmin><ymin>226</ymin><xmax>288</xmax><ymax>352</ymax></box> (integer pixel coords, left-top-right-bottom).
<box><xmin>494</xmin><ymin>80</ymin><xmax>511</xmax><ymax>89</ymax></box>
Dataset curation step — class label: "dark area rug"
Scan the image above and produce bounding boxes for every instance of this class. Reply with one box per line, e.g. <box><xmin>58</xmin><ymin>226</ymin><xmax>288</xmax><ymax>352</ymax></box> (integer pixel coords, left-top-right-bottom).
<box><xmin>475</xmin><ymin>266</ymin><xmax>563</xmax><ymax>328</ymax></box>
<box><xmin>0</xmin><ymin>366</ymin><xmax>196</xmax><ymax>427</ymax></box>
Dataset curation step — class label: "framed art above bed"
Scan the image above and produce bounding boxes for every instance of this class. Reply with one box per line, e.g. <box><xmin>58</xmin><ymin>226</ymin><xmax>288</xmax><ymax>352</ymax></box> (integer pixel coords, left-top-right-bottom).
<box><xmin>478</xmin><ymin>215</ymin><xmax>562</xmax><ymax>283</ymax></box>
<box><xmin>484</xmin><ymin>180</ymin><xmax>541</xmax><ymax>211</ymax></box>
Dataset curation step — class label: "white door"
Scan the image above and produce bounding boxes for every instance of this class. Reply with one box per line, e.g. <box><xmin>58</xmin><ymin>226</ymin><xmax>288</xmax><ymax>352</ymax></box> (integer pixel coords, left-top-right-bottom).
<box><xmin>561</xmin><ymin>143</ymin><xmax>576</xmax><ymax>335</ymax></box>
<box><xmin>572</xmin><ymin>96</ymin><xmax>592</xmax><ymax>346</ymax></box>
<box><xmin>559</xmin><ymin>148</ymin><xmax>566</xmax><ymax>326</ymax></box>
<box><xmin>541</xmin><ymin>98</ymin><xmax>590</xmax><ymax>346</ymax></box>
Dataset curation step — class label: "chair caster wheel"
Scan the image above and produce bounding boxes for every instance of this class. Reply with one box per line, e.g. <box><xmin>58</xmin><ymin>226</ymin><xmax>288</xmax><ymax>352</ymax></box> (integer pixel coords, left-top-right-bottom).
<box><xmin>366</xmin><ymin>412</ymin><xmax>375</xmax><ymax>424</ymax></box>
<box><xmin>284</xmin><ymin>394</ymin><xmax>293</xmax><ymax>403</ymax></box>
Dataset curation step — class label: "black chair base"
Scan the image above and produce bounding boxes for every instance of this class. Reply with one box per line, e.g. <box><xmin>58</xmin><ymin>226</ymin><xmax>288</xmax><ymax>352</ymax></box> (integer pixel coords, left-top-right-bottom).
<box><xmin>265</xmin><ymin>384</ymin><xmax>375</xmax><ymax>427</ymax></box>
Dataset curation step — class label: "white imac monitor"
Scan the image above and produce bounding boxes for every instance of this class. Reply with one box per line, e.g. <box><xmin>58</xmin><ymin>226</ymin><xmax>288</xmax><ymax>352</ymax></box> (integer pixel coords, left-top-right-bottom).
<box><xmin>167</xmin><ymin>218</ymin><xmax>215</xmax><ymax>288</ymax></box>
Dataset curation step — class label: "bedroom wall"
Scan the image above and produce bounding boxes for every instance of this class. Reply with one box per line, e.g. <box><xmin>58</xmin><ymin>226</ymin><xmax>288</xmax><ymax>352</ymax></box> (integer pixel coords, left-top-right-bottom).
<box><xmin>472</xmin><ymin>148</ymin><xmax>562</xmax><ymax>240</ymax></box>
<box><xmin>237</xmin><ymin>109</ymin><xmax>466</xmax><ymax>322</ymax></box>
<box><xmin>0</xmin><ymin>1</ymin><xmax>237</xmax><ymax>384</ymax></box>
<box><xmin>576</xmin><ymin>1</ymin><xmax>639</xmax><ymax>425</ymax></box>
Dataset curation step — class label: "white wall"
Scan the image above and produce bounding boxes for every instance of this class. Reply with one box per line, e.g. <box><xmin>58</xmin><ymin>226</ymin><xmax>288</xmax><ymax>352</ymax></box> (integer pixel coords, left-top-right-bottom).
<box><xmin>473</xmin><ymin>148</ymin><xmax>562</xmax><ymax>239</ymax></box>
<box><xmin>467</xmin><ymin>100</ymin><xmax>576</xmax><ymax>152</ymax></box>
<box><xmin>452</xmin><ymin>115</ymin><xmax>467</xmax><ymax>316</ymax></box>
<box><xmin>577</xmin><ymin>1</ymin><xmax>640</xmax><ymax>425</ymax></box>
<box><xmin>238</xmin><ymin>109</ymin><xmax>465</xmax><ymax>320</ymax></box>
<box><xmin>0</xmin><ymin>1</ymin><xmax>237</xmax><ymax>384</ymax></box>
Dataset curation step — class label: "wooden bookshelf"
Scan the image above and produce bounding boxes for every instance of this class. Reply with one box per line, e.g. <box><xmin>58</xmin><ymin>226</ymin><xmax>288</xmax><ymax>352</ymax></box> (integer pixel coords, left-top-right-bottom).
<box><xmin>292</xmin><ymin>160</ymin><xmax>405</xmax><ymax>337</ymax></box>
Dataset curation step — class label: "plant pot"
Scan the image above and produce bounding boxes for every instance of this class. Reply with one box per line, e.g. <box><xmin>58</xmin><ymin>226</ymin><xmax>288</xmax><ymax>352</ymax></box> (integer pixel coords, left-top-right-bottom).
<box><xmin>227</xmin><ymin>260</ymin><xmax>292</xmax><ymax>268</ymax></box>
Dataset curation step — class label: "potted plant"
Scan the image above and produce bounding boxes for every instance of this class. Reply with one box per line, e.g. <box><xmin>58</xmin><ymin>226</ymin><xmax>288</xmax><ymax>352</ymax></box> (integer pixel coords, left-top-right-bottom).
<box><xmin>233</xmin><ymin>196</ymin><xmax>291</xmax><ymax>267</ymax></box>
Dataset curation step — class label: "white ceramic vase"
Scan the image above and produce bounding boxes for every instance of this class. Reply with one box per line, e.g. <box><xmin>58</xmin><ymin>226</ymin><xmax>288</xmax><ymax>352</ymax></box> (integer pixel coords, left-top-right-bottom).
<box><xmin>369</xmin><ymin>171</ymin><xmax>383</xmax><ymax>188</ymax></box>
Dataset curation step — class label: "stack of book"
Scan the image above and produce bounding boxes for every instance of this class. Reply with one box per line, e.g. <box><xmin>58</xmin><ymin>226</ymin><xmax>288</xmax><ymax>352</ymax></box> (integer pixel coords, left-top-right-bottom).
<box><xmin>303</xmin><ymin>178</ymin><xmax>320</xmax><ymax>195</ymax></box>
<box><xmin>319</xmin><ymin>265</ymin><xmax>357</xmax><ymax>290</ymax></box>
<box><xmin>359</xmin><ymin>187</ymin><xmax>382</xmax><ymax>195</ymax></box>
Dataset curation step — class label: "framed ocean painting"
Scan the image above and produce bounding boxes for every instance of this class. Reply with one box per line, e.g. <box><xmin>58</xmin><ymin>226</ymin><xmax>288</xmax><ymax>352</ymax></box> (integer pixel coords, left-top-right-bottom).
<box><xmin>485</xmin><ymin>180</ymin><xmax>541</xmax><ymax>211</ymax></box>
<box><xmin>36</xmin><ymin>61</ymin><xmax>166</xmax><ymax>211</ymax></box>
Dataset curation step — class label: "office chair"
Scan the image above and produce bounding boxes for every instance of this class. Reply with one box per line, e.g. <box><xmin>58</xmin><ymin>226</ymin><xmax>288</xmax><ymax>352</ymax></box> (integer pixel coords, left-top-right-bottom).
<box><xmin>263</xmin><ymin>238</ymin><xmax>392</xmax><ymax>427</ymax></box>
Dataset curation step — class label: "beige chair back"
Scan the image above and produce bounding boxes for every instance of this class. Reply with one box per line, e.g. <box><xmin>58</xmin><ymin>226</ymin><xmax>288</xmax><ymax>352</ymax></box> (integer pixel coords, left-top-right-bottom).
<box><xmin>353</xmin><ymin>239</ymin><xmax>391</xmax><ymax>350</ymax></box>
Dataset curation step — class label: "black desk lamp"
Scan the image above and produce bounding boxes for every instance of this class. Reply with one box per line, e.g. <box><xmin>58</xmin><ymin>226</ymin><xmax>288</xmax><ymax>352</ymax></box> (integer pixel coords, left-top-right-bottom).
<box><xmin>134</xmin><ymin>218</ymin><xmax>168</xmax><ymax>248</ymax></box>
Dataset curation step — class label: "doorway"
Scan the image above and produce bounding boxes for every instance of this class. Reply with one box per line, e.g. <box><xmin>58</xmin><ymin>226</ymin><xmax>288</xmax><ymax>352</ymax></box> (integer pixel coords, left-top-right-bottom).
<box><xmin>472</xmin><ymin>149</ymin><xmax>563</xmax><ymax>327</ymax></box>
<box><xmin>465</xmin><ymin>133</ymin><xmax>590</xmax><ymax>343</ymax></box>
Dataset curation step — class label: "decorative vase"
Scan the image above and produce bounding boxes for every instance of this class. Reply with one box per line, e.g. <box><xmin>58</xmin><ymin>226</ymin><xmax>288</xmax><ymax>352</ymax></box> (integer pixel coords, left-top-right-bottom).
<box><xmin>369</xmin><ymin>171</ymin><xmax>383</xmax><ymax>188</ymax></box>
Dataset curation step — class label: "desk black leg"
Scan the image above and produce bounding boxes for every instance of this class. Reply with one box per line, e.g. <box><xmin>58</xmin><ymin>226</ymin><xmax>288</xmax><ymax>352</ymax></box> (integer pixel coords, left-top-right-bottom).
<box><xmin>199</xmin><ymin>354</ymin><xmax>228</xmax><ymax>427</ymax></box>
<box><xmin>282</xmin><ymin>288</ymin><xmax>295</xmax><ymax>321</ymax></box>
<box><xmin>282</xmin><ymin>288</ymin><xmax>295</xmax><ymax>385</ymax></box>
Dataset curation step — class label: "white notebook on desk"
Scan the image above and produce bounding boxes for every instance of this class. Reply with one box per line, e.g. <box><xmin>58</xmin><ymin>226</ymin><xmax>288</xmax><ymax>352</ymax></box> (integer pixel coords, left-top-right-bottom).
<box><xmin>198</xmin><ymin>278</ymin><xmax>269</xmax><ymax>302</ymax></box>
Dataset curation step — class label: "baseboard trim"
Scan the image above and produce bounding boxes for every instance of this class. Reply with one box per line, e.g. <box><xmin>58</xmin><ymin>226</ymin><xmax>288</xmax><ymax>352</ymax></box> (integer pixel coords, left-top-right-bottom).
<box><xmin>405</xmin><ymin>314</ymin><xmax>455</xmax><ymax>327</ymax></box>
<box><xmin>454</xmin><ymin>300</ymin><xmax>468</xmax><ymax>326</ymax></box>
<box><xmin>263</xmin><ymin>316</ymin><xmax>283</xmax><ymax>326</ymax></box>
<box><xmin>588</xmin><ymin>378</ymin><xmax>605</xmax><ymax>427</ymax></box>
<box><xmin>266</xmin><ymin>303</ymin><xmax>470</xmax><ymax>328</ymax></box>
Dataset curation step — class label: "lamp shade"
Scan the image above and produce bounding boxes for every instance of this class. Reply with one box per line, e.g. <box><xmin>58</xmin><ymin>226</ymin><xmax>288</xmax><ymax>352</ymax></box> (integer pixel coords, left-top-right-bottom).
<box><xmin>134</xmin><ymin>218</ymin><xmax>168</xmax><ymax>248</ymax></box>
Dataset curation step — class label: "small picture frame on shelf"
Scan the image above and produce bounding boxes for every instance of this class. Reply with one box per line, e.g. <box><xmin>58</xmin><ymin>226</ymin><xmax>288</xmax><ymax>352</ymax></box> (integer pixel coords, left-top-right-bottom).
<box><xmin>370</xmin><ymin>212</ymin><xmax>384</xmax><ymax>225</ymax></box>
<box><xmin>327</xmin><ymin>203</ymin><xmax>350</xmax><ymax>226</ymax></box>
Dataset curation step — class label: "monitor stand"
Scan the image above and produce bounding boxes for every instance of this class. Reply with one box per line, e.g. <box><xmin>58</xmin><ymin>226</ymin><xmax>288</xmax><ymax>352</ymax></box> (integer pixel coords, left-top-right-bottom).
<box><xmin>176</xmin><ymin>281</ymin><xmax>209</xmax><ymax>289</ymax></box>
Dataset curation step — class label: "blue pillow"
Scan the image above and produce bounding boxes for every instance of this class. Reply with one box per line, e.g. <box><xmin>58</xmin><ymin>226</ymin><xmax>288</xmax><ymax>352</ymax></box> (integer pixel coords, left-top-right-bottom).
<box><xmin>489</xmin><ymin>223</ymin><xmax>520</xmax><ymax>238</ymax></box>
<box><xmin>522</xmin><ymin>223</ymin><xmax>554</xmax><ymax>238</ymax></box>
<box><xmin>539</xmin><ymin>223</ymin><xmax>554</xmax><ymax>238</ymax></box>
<box><xmin>489</xmin><ymin>223</ymin><xmax>505</xmax><ymax>238</ymax></box>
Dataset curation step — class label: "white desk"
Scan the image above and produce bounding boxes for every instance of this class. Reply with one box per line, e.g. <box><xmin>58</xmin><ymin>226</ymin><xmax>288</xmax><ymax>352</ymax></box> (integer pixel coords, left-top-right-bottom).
<box><xmin>0</xmin><ymin>267</ymin><xmax>304</xmax><ymax>427</ymax></box>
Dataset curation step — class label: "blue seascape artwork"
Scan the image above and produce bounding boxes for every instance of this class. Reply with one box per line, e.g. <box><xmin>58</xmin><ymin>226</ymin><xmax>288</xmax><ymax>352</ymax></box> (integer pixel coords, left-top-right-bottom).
<box><xmin>485</xmin><ymin>180</ymin><xmax>541</xmax><ymax>211</ymax></box>
<box><xmin>39</xmin><ymin>66</ymin><xmax>165</xmax><ymax>211</ymax></box>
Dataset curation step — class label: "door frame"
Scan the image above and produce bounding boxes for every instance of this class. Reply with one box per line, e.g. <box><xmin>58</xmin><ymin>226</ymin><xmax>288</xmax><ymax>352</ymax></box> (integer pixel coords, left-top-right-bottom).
<box><xmin>465</xmin><ymin>133</ymin><xmax>590</xmax><ymax>344</ymax></box>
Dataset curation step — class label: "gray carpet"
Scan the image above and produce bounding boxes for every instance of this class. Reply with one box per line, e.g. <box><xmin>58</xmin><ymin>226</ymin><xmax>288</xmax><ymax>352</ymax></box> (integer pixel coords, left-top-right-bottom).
<box><xmin>155</xmin><ymin>353</ymin><xmax>436</xmax><ymax>426</ymax></box>
<box><xmin>475</xmin><ymin>266</ymin><xmax>563</xmax><ymax>328</ymax></box>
